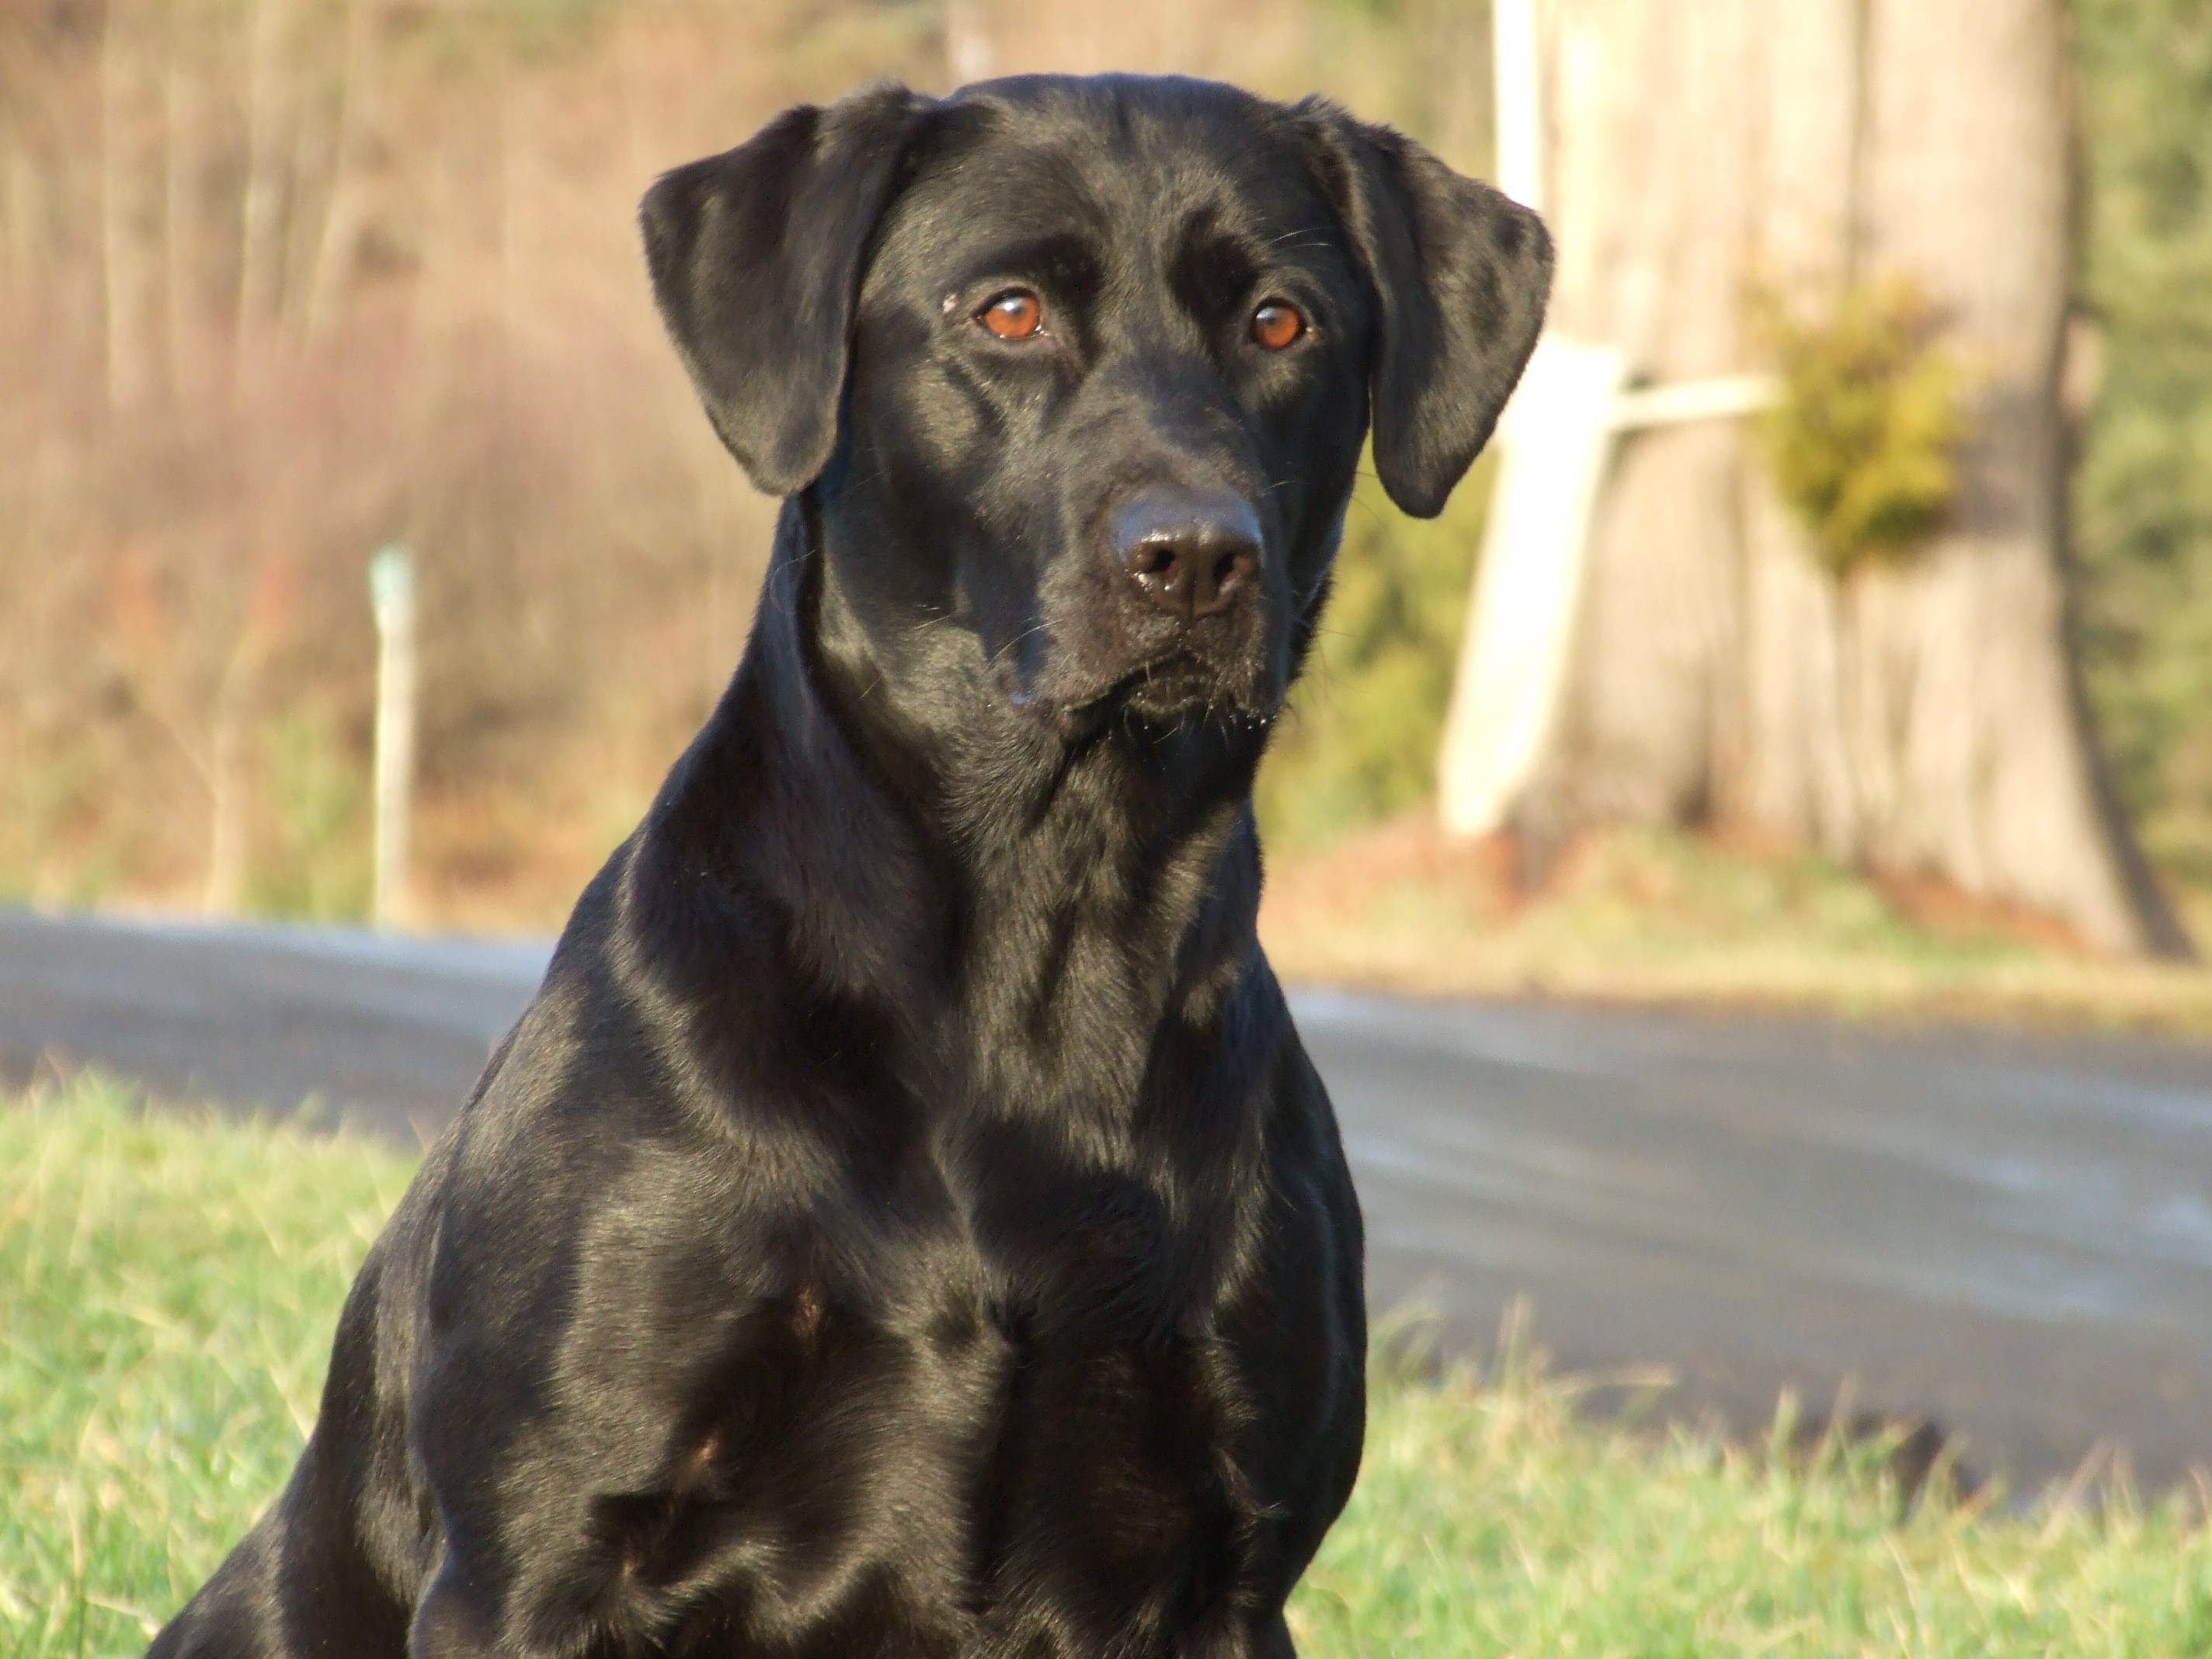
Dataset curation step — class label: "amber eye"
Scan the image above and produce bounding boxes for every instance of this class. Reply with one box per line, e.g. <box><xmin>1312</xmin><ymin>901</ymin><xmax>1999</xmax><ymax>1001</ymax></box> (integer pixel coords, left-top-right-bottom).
<box><xmin>979</xmin><ymin>290</ymin><xmax>1044</xmax><ymax>340</ymax></box>
<box><xmin>1250</xmin><ymin>301</ymin><xmax>1306</xmax><ymax>350</ymax></box>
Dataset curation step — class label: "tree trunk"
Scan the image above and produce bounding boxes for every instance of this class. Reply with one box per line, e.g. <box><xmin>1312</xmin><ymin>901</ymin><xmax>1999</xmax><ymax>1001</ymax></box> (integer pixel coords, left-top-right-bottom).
<box><xmin>1487</xmin><ymin>0</ymin><xmax>2186</xmax><ymax>955</ymax></box>
<box><xmin>103</xmin><ymin>0</ymin><xmax>155</xmax><ymax>412</ymax></box>
<box><xmin>301</xmin><ymin>0</ymin><xmax>376</xmax><ymax>344</ymax></box>
<box><xmin>165</xmin><ymin>0</ymin><xmax>203</xmax><ymax>405</ymax></box>
<box><xmin>234</xmin><ymin>0</ymin><xmax>293</xmax><ymax>391</ymax></box>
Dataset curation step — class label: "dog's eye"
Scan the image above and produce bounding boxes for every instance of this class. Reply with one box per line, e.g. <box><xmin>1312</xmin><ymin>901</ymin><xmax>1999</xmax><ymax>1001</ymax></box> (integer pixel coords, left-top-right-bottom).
<box><xmin>979</xmin><ymin>290</ymin><xmax>1044</xmax><ymax>341</ymax></box>
<box><xmin>1250</xmin><ymin>301</ymin><xmax>1306</xmax><ymax>350</ymax></box>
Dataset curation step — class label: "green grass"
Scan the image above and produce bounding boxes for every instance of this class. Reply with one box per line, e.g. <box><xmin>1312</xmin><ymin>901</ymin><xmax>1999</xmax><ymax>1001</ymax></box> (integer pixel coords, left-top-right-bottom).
<box><xmin>5</xmin><ymin>1080</ymin><xmax>2210</xmax><ymax>1657</ymax></box>
<box><xmin>1306</xmin><ymin>1361</ymin><xmax>2212</xmax><ymax>1657</ymax></box>
<box><xmin>2</xmin><ymin>1079</ymin><xmax>412</xmax><ymax>1652</ymax></box>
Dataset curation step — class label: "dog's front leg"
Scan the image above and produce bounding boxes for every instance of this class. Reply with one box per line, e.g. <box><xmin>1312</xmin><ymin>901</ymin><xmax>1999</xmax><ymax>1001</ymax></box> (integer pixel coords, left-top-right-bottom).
<box><xmin>409</xmin><ymin>1542</ymin><xmax>600</xmax><ymax>1659</ymax></box>
<box><xmin>410</xmin><ymin>1557</ymin><xmax>500</xmax><ymax>1658</ymax></box>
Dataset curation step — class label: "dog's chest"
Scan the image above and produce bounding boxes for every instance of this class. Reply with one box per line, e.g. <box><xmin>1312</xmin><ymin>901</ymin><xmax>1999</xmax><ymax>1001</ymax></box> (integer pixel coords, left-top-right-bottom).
<box><xmin>635</xmin><ymin>1222</ymin><xmax>1271</xmax><ymax>1658</ymax></box>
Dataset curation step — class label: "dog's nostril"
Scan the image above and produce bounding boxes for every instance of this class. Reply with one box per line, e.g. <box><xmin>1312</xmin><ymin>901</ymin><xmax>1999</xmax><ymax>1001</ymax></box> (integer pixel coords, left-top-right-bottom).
<box><xmin>1129</xmin><ymin>541</ymin><xmax>1177</xmax><ymax>581</ymax></box>
<box><xmin>1114</xmin><ymin>490</ymin><xmax>1264</xmax><ymax>624</ymax></box>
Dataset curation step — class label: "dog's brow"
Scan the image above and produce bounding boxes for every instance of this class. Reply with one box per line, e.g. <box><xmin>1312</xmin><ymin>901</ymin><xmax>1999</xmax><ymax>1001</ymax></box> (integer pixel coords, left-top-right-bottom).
<box><xmin>952</xmin><ymin>231</ymin><xmax>1104</xmax><ymax>301</ymax></box>
<box><xmin>1167</xmin><ymin>212</ymin><xmax>1265</xmax><ymax>322</ymax></box>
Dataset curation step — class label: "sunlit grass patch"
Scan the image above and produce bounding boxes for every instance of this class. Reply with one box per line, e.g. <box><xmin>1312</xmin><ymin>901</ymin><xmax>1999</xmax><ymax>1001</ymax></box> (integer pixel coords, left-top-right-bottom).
<box><xmin>1302</xmin><ymin>1351</ymin><xmax>2212</xmax><ymax>1658</ymax></box>
<box><xmin>0</xmin><ymin>1076</ymin><xmax>411</xmax><ymax>1654</ymax></box>
<box><xmin>4</xmin><ymin>1078</ymin><xmax>2208</xmax><ymax>1657</ymax></box>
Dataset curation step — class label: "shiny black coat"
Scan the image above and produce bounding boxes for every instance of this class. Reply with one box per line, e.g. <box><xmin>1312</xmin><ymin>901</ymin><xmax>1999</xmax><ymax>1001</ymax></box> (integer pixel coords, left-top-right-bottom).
<box><xmin>148</xmin><ymin>74</ymin><xmax>1549</xmax><ymax>1659</ymax></box>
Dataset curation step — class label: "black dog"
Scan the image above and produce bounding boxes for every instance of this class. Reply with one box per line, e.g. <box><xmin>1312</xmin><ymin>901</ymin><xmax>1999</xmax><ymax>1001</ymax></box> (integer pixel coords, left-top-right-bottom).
<box><xmin>149</xmin><ymin>74</ymin><xmax>1548</xmax><ymax>1659</ymax></box>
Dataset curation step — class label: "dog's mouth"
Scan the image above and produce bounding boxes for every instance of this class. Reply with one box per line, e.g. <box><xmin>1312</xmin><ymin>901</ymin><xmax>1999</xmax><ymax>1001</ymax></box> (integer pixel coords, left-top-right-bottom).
<box><xmin>1003</xmin><ymin>648</ymin><xmax>1282</xmax><ymax>739</ymax></box>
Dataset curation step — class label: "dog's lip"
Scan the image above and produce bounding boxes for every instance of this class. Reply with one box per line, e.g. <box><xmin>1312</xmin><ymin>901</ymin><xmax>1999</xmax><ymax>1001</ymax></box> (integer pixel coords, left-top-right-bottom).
<box><xmin>1010</xmin><ymin>652</ymin><xmax>1182</xmax><ymax>717</ymax></box>
<box><xmin>1007</xmin><ymin>651</ymin><xmax>1280</xmax><ymax>732</ymax></box>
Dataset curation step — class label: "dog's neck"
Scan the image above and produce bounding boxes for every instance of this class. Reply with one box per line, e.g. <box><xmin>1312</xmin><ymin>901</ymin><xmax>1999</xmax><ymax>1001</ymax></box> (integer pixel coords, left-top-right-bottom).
<box><xmin>646</xmin><ymin>502</ymin><xmax>1271</xmax><ymax>1097</ymax></box>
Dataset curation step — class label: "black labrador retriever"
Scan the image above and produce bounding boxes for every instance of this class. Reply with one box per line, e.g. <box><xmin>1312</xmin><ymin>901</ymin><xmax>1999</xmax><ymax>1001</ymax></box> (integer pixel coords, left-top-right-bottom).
<box><xmin>149</xmin><ymin>73</ymin><xmax>1549</xmax><ymax>1659</ymax></box>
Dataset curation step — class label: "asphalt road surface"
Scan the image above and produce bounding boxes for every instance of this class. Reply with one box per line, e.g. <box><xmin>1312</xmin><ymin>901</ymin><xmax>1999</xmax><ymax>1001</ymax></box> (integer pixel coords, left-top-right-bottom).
<box><xmin>5</xmin><ymin>906</ymin><xmax>2210</xmax><ymax>1494</ymax></box>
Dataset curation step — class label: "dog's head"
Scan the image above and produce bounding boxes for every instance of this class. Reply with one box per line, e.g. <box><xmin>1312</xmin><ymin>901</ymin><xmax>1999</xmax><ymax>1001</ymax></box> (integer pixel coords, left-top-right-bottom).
<box><xmin>643</xmin><ymin>75</ymin><xmax>1549</xmax><ymax>738</ymax></box>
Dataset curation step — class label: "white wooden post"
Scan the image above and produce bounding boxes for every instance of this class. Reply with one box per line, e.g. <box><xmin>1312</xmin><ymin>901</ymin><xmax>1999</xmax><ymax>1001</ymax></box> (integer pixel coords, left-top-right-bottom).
<box><xmin>1437</xmin><ymin>337</ymin><xmax>1626</xmax><ymax>837</ymax></box>
<box><xmin>1492</xmin><ymin>0</ymin><xmax>1544</xmax><ymax>212</ymax></box>
<box><xmin>369</xmin><ymin>544</ymin><xmax>416</xmax><ymax>930</ymax></box>
<box><xmin>1435</xmin><ymin>0</ymin><xmax>1567</xmax><ymax>838</ymax></box>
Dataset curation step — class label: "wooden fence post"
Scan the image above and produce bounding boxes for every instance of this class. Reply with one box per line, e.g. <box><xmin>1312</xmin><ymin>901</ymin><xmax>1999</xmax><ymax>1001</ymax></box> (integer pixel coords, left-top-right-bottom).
<box><xmin>369</xmin><ymin>543</ymin><xmax>415</xmax><ymax>930</ymax></box>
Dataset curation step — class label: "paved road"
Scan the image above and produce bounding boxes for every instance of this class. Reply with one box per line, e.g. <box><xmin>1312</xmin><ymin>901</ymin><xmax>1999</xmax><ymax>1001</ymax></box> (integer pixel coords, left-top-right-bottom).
<box><xmin>5</xmin><ymin>906</ymin><xmax>2210</xmax><ymax>1493</ymax></box>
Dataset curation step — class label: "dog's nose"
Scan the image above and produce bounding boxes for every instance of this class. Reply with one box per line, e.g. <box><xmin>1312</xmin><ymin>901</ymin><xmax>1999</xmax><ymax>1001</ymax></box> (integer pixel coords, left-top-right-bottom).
<box><xmin>1115</xmin><ymin>489</ymin><xmax>1263</xmax><ymax>621</ymax></box>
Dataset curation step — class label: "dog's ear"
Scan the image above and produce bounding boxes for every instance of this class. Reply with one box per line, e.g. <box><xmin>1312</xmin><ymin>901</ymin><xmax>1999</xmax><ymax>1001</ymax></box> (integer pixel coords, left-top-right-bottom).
<box><xmin>1301</xmin><ymin>105</ymin><xmax>1553</xmax><ymax>519</ymax></box>
<box><xmin>641</xmin><ymin>85</ymin><xmax>934</xmax><ymax>496</ymax></box>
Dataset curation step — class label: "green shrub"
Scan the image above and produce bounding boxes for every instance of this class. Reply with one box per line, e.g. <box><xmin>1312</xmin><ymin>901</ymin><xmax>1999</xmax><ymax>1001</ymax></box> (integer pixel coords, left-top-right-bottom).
<box><xmin>1255</xmin><ymin>454</ymin><xmax>1493</xmax><ymax>851</ymax></box>
<box><xmin>1756</xmin><ymin>278</ymin><xmax>1968</xmax><ymax>577</ymax></box>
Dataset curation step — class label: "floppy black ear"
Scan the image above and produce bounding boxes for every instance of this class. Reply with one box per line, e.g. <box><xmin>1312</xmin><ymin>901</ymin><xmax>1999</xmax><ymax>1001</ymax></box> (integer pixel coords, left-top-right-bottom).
<box><xmin>641</xmin><ymin>85</ymin><xmax>934</xmax><ymax>496</ymax></box>
<box><xmin>1303</xmin><ymin>106</ymin><xmax>1554</xmax><ymax>519</ymax></box>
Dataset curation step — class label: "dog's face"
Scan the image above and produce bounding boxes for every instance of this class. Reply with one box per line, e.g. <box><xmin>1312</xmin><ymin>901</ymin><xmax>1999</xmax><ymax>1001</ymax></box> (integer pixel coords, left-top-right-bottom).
<box><xmin>837</xmin><ymin>80</ymin><xmax>1372</xmax><ymax>729</ymax></box>
<box><xmin>643</xmin><ymin>75</ymin><xmax>1550</xmax><ymax>738</ymax></box>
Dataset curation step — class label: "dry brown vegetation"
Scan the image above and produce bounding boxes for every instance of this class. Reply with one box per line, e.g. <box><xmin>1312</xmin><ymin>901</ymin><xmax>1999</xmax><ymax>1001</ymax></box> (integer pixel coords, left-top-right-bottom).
<box><xmin>0</xmin><ymin>0</ymin><xmax>1487</xmax><ymax>930</ymax></box>
<box><xmin>1261</xmin><ymin>816</ymin><xmax>2212</xmax><ymax>1034</ymax></box>
<box><xmin>9</xmin><ymin>0</ymin><xmax>2210</xmax><ymax>1029</ymax></box>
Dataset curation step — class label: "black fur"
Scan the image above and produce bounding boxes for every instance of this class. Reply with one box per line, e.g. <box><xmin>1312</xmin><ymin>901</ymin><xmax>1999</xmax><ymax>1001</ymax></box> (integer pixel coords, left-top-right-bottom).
<box><xmin>149</xmin><ymin>74</ymin><xmax>1549</xmax><ymax>1659</ymax></box>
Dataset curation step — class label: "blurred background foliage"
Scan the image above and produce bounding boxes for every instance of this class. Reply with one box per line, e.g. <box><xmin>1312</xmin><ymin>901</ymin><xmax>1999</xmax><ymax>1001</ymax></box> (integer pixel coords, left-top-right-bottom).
<box><xmin>0</xmin><ymin>0</ymin><xmax>2207</xmax><ymax>934</ymax></box>
<box><xmin>0</xmin><ymin>0</ymin><xmax>1492</xmax><ymax>927</ymax></box>
<box><xmin>1256</xmin><ymin>458</ymin><xmax>1491</xmax><ymax>854</ymax></box>
<box><xmin>2075</xmin><ymin>0</ymin><xmax>2212</xmax><ymax>906</ymax></box>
